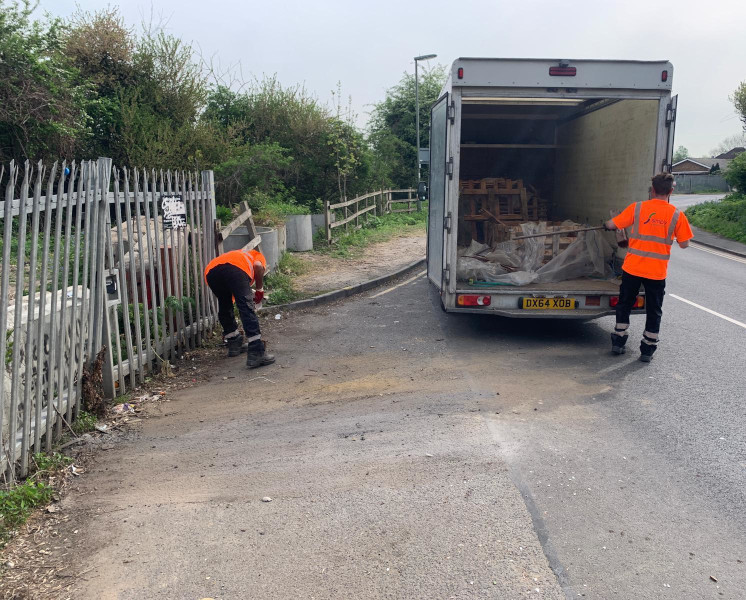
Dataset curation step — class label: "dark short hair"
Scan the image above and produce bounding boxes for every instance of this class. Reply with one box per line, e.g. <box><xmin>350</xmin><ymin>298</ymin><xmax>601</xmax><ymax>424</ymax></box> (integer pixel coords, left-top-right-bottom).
<box><xmin>651</xmin><ymin>172</ymin><xmax>675</xmax><ymax>195</ymax></box>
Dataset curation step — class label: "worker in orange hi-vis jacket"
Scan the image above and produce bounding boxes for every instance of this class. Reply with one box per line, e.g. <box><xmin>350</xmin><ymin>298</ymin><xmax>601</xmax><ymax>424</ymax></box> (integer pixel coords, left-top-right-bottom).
<box><xmin>604</xmin><ymin>172</ymin><xmax>693</xmax><ymax>362</ymax></box>
<box><xmin>204</xmin><ymin>248</ymin><xmax>275</xmax><ymax>369</ymax></box>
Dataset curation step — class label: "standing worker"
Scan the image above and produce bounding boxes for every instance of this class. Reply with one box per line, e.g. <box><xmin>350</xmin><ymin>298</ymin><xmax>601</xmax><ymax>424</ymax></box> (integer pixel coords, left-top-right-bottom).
<box><xmin>604</xmin><ymin>172</ymin><xmax>693</xmax><ymax>362</ymax></box>
<box><xmin>204</xmin><ymin>248</ymin><xmax>275</xmax><ymax>368</ymax></box>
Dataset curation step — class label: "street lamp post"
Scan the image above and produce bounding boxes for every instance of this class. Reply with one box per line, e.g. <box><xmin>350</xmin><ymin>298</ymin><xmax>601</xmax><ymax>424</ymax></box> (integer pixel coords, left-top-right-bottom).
<box><xmin>414</xmin><ymin>53</ymin><xmax>436</xmax><ymax>211</ymax></box>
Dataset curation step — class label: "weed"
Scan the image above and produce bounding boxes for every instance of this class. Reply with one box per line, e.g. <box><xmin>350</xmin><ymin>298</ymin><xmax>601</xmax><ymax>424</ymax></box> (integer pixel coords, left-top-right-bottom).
<box><xmin>216</xmin><ymin>204</ymin><xmax>233</xmax><ymax>225</ymax></box>
<box><xmin>71</xmin><ymin>410</ymin><xmax>98</xmax><ymax>436</ymax></box>
<box><xmin>32</xmin><ymin>452</ymin><xmax>72</xmax><ymax>474</ymax></box>
<box><xmin>264</xmin><ymin>251</ymin><xmax>307</xmax><ymax>306</ymax></box>
<box><xmin>0</xmin><ymin>481</ymin><xmax>53</xmax><ymax>540</ymax></box>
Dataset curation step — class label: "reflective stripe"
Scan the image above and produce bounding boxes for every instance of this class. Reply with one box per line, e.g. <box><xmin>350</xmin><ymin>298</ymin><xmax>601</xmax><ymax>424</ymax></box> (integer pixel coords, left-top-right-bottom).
<box><xmin>632</xmin><ymin>233</ymin><xmax>674</xmax><ymax>245</ymax></box>
<box><xmin>632</xmin><ymin>202</ymin><xmax>642</xmax><ymax>236</ymax></box>
<box><xmin>667</xmin><ymin>209</ymin><xmax>680</xmax><ymax>240</ymax></box>
<box><xmin>246</xmin><ymin>334</ymin><xmax>261</xmax><ymax>343</ymax></box>
<box><xmin>627</xmin><ymin>247</ymin><xmax>671</xmax><ymax>261</ymax></box>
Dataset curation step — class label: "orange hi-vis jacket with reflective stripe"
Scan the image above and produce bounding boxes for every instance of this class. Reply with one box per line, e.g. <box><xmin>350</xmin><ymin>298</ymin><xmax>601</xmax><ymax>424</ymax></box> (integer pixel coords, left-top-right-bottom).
<box><xmin>612</xmin><ymin>199</ymin><xmax>693</xmax><ymax>280</ymax></box>
<box><xmin>204</xmin><ymin>249</ymin><xmax>267</xmax><ymax>283</ymax></box>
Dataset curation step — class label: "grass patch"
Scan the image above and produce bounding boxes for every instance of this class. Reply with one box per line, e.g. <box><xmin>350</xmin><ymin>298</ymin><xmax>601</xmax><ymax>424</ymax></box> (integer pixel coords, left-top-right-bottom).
<box><xmin>265</xmin><ymin>251</ymin><xmax>308</xmax><ymax>306</ymax></box>
<box><xmin>685</xmin><ymin>194</ymin><xmax>746</xmax><ymax>243</ymax></box>
<box><xmin>0</xmin><ymin>453</ymin><xmax>72</xmax><ymax>542</ymax></box>
<box><xmin>314</xmin><ymin>210</ymin><xmax>426</xmax><ymax>258</ymax></box>
<box><xmin>253</xmin><ymin>200</ymin><xmax>310</xmax><ymax>228</ymax></box>
<box><xmin>71</xmin><ymin>410</ymin><xmax>98</xmax><ymax>436</ymax></box>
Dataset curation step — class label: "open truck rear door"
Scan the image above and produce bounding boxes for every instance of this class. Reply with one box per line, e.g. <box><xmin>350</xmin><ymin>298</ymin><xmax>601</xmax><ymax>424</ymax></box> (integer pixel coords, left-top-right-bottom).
<box><xmin>664</xmin><ymin>94</ymin><xmax>678</xmax><ymax>172</ymax></box>
<box><xmin>427</xmin><ymin>93</ymin><xmax>449</xmax><ymax>290</ymax></box>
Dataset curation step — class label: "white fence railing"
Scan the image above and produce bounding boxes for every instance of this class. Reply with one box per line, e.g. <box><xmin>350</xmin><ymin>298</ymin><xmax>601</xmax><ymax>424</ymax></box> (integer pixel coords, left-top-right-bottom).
<box><xmin>0</xmin><ymin>159</ymin><xmax>219</xmax><ymax>479</ymax></box>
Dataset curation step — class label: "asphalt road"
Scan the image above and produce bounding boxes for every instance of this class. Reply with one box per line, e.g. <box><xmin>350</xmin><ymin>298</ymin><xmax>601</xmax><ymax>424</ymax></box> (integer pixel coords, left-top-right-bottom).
<box><xmin>32</xmin><ymin>238</ymin><xmax>745</xmax><ymax>599</ymax></box>
<box><xmin>670</xmin><ymin>193</ymin><xmax>727</xmax><ymax>210</ymax></box>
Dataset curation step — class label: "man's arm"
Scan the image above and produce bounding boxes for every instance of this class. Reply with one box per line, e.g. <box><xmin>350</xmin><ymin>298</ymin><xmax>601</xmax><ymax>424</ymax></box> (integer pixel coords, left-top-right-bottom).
<box><xmin>604</xmin><ymin>219</ymin><xmax>618</xmax><ymax>231</ymax></box>
<box><xmin>254</xmin><ymin>263</ymin><xmax>265</xmax><ymax>289</ymax></box>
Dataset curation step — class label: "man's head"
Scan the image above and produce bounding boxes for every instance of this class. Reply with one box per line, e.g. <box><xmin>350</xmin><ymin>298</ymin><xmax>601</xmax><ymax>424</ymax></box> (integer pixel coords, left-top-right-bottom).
<box><xmin>651</xmin><ymin>172</ymin><xmax>675</xmax><ymax>198</ymax></box>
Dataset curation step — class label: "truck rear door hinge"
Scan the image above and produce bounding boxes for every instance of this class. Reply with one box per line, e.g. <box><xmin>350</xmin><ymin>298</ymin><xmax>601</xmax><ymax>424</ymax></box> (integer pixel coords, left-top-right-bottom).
<box><xmin>443</xmin><ymin>212</ymin><xmax>452</xmax><ymax>233</ymax></box>
<box><xmin>447</xmin><ymin>157</ymin><xmax>454</xmax><ymax>180</ymax></box>
<box><xmin>665</xmin><ymin>103</ymin><xmax>676</xmax><ymax>126</ymax></box>
<box><xmin>443</xmin><ymin>265</ymin><xmax>450</xmax><ymax>283</ymax></box>
<box><xmin>448</xmin><ymin>101</ymin><xmax>456</xmax><ymax>124</ymax></box>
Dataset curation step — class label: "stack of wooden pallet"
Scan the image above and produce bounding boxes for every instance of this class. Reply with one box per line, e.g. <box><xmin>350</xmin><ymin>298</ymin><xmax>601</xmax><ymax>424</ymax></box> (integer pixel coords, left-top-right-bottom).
<box><xmin>459</xmin><ymin>178</ymin><xmax>548</xmax><ymax>244</ymax></box>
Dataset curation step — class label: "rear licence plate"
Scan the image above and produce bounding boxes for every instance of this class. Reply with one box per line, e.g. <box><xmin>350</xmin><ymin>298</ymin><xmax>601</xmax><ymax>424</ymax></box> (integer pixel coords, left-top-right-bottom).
<box><xmin>522</xmin><ymin>297</ymin><xmax>576</xmax><ymax>310</ymax></box>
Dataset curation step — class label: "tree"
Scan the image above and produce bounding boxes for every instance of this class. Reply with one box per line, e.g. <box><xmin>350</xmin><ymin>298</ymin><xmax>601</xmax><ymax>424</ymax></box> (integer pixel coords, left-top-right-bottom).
<box><xmin>0</xmin><ymin>0</ymin><xmax>87</xmax><ymax>162</ymax></box>
<box><xmin>672</xmin><ymin>145</ymin><xmax>690</xmax><ymax>162</ymax></box>
<box><xmin>368</xmin><ymin>65</ymin><xmax>447</xmax><ymax>188</ymax></box>
<box><xmin>732</xmin><ymin>82</ymin><xmax>746</xmax><ymax>132</ymax></box>
<box><xmin>709</xmin><ymin>133</ymin><xmax>746</xmax><ymax>158</ymax></box>
<box><xmin>724</xmin><ymin>152</ymin><xmax>746</xmax><ymax>192</ymax></box>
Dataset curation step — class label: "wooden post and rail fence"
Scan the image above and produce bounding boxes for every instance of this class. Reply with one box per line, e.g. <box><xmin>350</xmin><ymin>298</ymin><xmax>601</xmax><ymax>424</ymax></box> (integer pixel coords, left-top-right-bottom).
<box><xmin>324</xmin><ymin>188</ymin><xmax>421</xmax><ymax>244</ymax></box>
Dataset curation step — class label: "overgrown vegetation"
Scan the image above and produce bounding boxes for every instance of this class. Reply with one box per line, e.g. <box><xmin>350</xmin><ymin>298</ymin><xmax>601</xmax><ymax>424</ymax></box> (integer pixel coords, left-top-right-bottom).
<box><xmin>315</xmin><ymin>210</ymin><xmax>427</xmax><ymax>258</ymax></box>
<box><xmin>0</xmin><ymin>452</ymin><xmax>71</xmax><ymax>542</ymax></box>
<box><xmin>686</xmin><ymin>194</ymin><xmax>746</xmax><ymax>243</ymax></box>
<box><xmin>264</xmin><ymin>252</ymin><xmax>307</xmax><ymax>306</ymax></box>
<box><xmin>0</xmin><ymin>1</ymin><xmax>446</xmax><ymax>224</ymax></box>
<box><xmin>71</xmin><ymin>409</ymin><xmax>98</xmax><ymax>435</ymax></box>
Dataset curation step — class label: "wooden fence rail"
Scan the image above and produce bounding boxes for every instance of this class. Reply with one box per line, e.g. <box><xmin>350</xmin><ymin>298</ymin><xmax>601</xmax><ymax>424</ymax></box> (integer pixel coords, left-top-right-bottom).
<box><xmin>324</xmin><ymin>189</ymin><xmax>417</xmax><ymax>244</ymax></box>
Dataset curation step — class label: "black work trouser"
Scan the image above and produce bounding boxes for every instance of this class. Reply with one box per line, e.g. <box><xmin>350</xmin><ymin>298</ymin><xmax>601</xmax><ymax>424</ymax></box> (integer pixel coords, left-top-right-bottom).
<box><xmin>205</xmin><ymin>263</ymin><xmax>261</xmax><ymax>341</ymax></box>
<box><xmin>616</xmin><ymin>271</ymin><xmax>666</xmax><ymax>335</ymax></box>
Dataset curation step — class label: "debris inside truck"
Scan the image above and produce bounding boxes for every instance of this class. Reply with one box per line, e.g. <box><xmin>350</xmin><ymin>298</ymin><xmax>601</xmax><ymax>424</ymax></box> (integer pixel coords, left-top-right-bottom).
<box><xmin>456</xmin><ymin>179</ymin><xmax>617</xmax><ymax>286</ymax></box>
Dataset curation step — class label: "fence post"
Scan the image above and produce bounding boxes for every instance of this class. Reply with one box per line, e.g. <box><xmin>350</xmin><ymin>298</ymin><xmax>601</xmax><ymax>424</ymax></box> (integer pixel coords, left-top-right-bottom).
<box><xmin>324</xmin><ymin>199</ymin><xmax>331</xmax><ymax>245</ymax></box>
<box><xmin>92</xmin><ymin>158</ymin><xmax>116</xmax><ymax>399</ymax></box>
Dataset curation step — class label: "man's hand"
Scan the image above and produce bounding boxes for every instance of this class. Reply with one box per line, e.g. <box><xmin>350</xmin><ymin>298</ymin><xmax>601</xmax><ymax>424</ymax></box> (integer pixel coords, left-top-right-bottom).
<box><xmin>254</xmin><ymin>289</ymin><xmax>264</xmax><ymax>305</ymax></box>
<box><xmin>603</xmin><ymin>219</ymin><xmax>617</xmax><ymax>231</ymax></box>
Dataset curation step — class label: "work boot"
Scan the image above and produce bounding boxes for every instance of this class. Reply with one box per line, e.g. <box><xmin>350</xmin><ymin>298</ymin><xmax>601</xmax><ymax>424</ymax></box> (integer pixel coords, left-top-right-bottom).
<box><xmin>639</xmin><ymin>338</ymin><xmax>657</xmax><ymax>363</ymax></box>
<box><xmin>226</xmin><ymin>333</ymin><xmax>245</xmax><ymax>357</ymax></box>
<box><xmin>246</xmin><ymin>340</ymin><xmax>275</xmax><ymax>369</ymax></box>
<box><xmin>610</xmin><ymin>332</ymin><xmax>628</xmax><ymax>355</ymax></box>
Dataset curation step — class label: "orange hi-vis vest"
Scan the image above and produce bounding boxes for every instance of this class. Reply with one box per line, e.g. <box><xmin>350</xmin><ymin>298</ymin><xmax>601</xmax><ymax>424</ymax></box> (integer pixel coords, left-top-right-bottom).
<box><xmin>204</xmin><ymin>249</ymin><xmax>267</xmax><ymax>283</ymax></box>
<box><xmin>612</xmin><ymin>199</ymin><xmax>693</xmax><ymax>280</ymax></box>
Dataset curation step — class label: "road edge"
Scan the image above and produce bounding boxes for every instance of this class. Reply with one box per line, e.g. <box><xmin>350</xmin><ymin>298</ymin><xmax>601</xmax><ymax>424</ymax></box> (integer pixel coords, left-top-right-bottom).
<box><xmin>691</xmin><ymin>237</ymin><xmax>746</xmax><ymax>259</ymax></box>
<box><xmin>259</xmin><ymin>257</ymin><xmax>426</xmax><ymax>314</ymax></box>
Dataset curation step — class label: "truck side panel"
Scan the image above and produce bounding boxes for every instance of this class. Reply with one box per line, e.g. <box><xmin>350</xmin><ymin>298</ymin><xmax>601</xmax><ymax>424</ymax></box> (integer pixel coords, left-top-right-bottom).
<box><xmin>555</xmin><ymin>99</ymin><xmax>660</xmax><ymax>223</ymax></box>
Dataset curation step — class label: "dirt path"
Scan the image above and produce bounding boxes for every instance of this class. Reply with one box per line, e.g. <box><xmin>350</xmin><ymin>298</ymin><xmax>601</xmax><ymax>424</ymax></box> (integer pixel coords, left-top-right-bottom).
<box><xmin>292</xmin><ymin>232</ymin><xmax>425</xmax><ymax>294</ymax></box>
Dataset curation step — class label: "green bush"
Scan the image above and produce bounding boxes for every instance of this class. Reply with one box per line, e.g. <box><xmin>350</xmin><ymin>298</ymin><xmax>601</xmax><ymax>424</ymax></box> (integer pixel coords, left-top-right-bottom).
<box><xmin>724</xmin><ymin>152</ymin><xmax>746</xmax><ymax>192</ymax></box>
<box><xmin>686</xmin><ymin>194</ymin><xmax>746</xmax><ymax>243</ymax></box>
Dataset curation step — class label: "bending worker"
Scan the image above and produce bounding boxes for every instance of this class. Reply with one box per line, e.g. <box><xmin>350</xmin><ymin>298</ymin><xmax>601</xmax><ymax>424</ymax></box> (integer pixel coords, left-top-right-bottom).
<box><xmin>204</xmin><ymin>248</ymin><xmax>275</xmax><ymax>369</ymax></box>
<box><xmin>604</xmin><ymin>172</ymin><xmax>692</xmax><ymax>362</ymax></box>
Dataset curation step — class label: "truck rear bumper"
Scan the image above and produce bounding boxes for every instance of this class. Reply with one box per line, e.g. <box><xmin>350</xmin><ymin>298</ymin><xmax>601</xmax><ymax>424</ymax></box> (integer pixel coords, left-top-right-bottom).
<box><xmin>445</xmin><ymin>306</ymin><xmax>632</xmax><ymax>319</ymax></box>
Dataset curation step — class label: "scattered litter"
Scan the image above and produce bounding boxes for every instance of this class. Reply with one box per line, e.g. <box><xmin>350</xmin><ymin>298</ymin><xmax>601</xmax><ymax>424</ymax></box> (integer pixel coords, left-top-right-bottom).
<box><xmin>425</xmin><ymin>453</ymin><xmax>434</xmax><ymax>457</ymax></box>
<box><xmin>5</xmin><ymin>561</ymin><xmax>14</xmax><ymax>569</ymax></box>
<box><xmin>45</xmin><ymin>505</ymin><xmax>59</xmax><ymax>514</ymax></box>
<box><xmin>112</xmin><ymin>403</ymin><xmax>135</xmax><ymax>415</ymax></box>
<box><xmin>94</xmin><ymin>424</ymin><xmax>109</xmax><ymax>433</ymax></box>
<box><xmin>274</xmin><ymin>314</ymin><xmax>282</xmax><ymax>320</ymax></box>
<box><xmin>70</xmin><ymin>465</ymin><xmax>82</xmax><ymax>476</ymax></box>
<box><xmin>261</xmin><ymin>496</ymin><xmax>272</xmax><ymax>503</ymax></box>
<box><xmin>710</xmin><ymin>576</ymin><xmax>718</xmax><ymax>582</ymax></box>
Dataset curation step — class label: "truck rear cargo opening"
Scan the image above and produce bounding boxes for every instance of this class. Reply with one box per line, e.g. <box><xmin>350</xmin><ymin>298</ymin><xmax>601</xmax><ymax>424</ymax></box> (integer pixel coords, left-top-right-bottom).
<box><xmin>427</xmin><ymin>58</ymin><xmax>677</xmax><ymax>318</ymax></box>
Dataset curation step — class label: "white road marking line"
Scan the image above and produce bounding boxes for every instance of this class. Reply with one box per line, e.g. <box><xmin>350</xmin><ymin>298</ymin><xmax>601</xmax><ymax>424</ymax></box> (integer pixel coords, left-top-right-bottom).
<box><xmin>369</xmin><ymin>270</ymin><xmax>427</xmax><ymax>298</ymax></box>
<box><xmin>689</xmin><ymin>242</ymin><xmax>746</xmax><ymax>265</ymax></box>
<box><xmin>670</xmin><ymin>294</ymin><xmax>746</xmax><ymax>330</ymax></box>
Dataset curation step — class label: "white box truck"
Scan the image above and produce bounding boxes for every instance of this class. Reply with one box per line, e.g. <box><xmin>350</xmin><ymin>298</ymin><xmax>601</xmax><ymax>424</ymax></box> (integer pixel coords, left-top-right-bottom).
<box><xmin>427</xmin><ymin>57</ymin><xmax>677</xmax><ymax>318</ymax></box>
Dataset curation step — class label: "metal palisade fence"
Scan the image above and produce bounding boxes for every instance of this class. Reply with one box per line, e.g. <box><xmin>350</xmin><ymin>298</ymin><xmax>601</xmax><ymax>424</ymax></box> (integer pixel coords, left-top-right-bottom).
<box><xmin>0</xmin><ymin>158</ymin><xmax>219</xmax><ymax>479</ymax></box>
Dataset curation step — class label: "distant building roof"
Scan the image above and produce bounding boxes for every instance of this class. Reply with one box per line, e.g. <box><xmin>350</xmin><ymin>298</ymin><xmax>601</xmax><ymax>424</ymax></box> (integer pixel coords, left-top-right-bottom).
<box><xmin>672</xmin><ymin>157</ymin><xmax>731</xmax><ymax>173</ymax></box>
<box><xmin>714</xmin><ymin>147</ymin><xmax>745</xmax><ymax>159</ymax></box>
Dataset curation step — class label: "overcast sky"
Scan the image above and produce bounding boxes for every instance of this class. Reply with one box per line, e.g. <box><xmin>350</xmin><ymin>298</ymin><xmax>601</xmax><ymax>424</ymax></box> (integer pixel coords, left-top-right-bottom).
<box><xmin>45</xmin><ymin>0</ymin><xmax>746</xmax><ymax>156</ymax></box>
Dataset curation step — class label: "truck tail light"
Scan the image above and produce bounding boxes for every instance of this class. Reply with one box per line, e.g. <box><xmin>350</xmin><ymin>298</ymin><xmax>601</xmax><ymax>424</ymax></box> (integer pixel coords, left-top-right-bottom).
<box><xmin>457</xmin><ymin>294</ymin><xmax>491</xmax><ymax>307</ymax></box>
<box><xmin>661</xmin><ymin>70</ymin><xmax>668</xmax><ymax>82</ymax></box>
<box><xmin>549</xmin><ymin>67</ymin><xmax>576</xmax><ymax>76</ymax></box>
<box><xmin>457</xmin><ymin>67</ymin><xmax>464</xmax><ymax>79</ymax></box>
<box><xmin>609</xmin><ymin>296</ymin><xmax>644</xmax><ymax>308</ymax></box>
